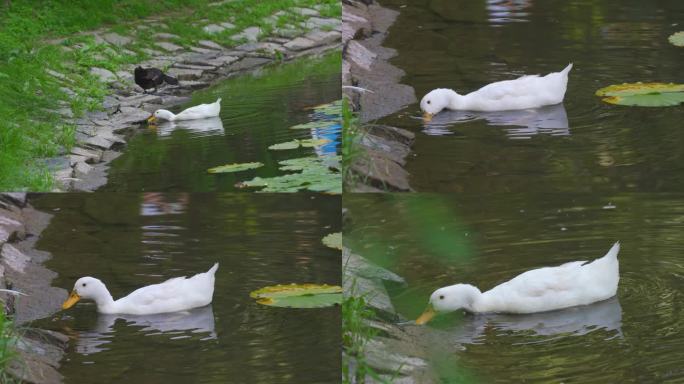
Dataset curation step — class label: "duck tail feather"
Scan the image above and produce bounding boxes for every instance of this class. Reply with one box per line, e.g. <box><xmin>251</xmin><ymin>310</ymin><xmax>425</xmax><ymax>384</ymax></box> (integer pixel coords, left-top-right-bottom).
<box><xmin>604</xmin><ymin>241</ymin><xmax>620</xmax><ymax>261</ymax></box>
<box><xmin>208</xmin><ymin>263</ymin><xmax>219</xmax><ymax>274</ymax></box>
<box><xmin>562</xmin><ymin>63</ymin><xmax>573</xmax><ymax>74</ymax></box>
<box><xmin>163</xmin><ymin>74</ymin><xmax>179</xmax><ymax>85</ymax></box>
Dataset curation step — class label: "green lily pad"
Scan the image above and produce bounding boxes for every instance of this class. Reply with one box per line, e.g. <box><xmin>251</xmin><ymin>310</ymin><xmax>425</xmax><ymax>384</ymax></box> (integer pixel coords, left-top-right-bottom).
<box><xmin>250</xmin><ymin>283</ymin><xmax>342</xmax><ymax>308</ymax></box>
<box><xmin>322</xmin><ymin>232</ymin><xmax>342</xmax><ymax>250</ymax></box>
<box><xmin>669</xmin><ymin>31</ymin><xmax>684</xmax><ymax>47</ymax></box>
<box><xmin>289</xmin><ymin>120</ymin><xmax>338</xmax><ymax>130</ymax></box>
<box><xmin>207</xmin><ymin>162</ymin><xmax>264</xmax><ymax>173</ymax></box>
<box><xmin>596</xmin><ymin>82</ymin><xmax>684</xmax><ymax>107</ymax></box>
<box><xmin>268</xmin><ymin>140</ymin><xmax>300</xmax><ymax>150</ymax></box>
<box><xmin>238</xmin><ymin>156</ymin><xmax>341</xmax><ymax>193</ymax></box>
<box><xmin>268</xmin><ymin>139</ymin><xmax>331</xmax><ymax>150</ymax></box>
<box><xmin>300</xmin><ymin>138</ymin><xmax>331</xmax><ymax>147</ymax></box>
<box><xmin>308</xmin><ymin>100</ymin><xmax>343</xmax><ymax>115</ymax></box>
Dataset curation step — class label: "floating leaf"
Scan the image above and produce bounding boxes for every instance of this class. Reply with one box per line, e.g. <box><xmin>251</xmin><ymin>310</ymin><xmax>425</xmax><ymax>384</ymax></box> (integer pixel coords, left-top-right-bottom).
<box><xmin>250</xmin><ymin>284</ymin><xmax>342</xmax><ymax>308</ymax></box>
<box><xmin>322</xmin><ymin>232</ymin><xmax>342</xmax><ymax>250</ymax></box>
<box><xmin>308</xmin><ymin>100</ymin><xmax>343</xmax><ymax>116</ymax></box>
<box><xmin>238</xmin><ymin>156</ymin><xmax>341</xmax><ymax>193</ymax></box>
<box><xmin>669</xmin><ymin>31</ymin><xmax>684</xmax><ymax>47</ymax></box>
<box><xmin>268</xmin><ymin>138</ymin><xmax>330</xmax><ymax>150</ymax></box>
<box><xmin>289</xmin><ymin>120</ymin><xmax>338</xmax><ymax>130</ymax></box>
<box><xmin>596</xmin><ymin>82</ymin><xmax>684</xmax><ymax>107</ymax></box>
<box><xmin>268</xmin><ymin>140</ymin><xmax>300</xmax><ymax>150</ymax></box>
<box><xmin>207</xmin><ymin>162</ymin><xmax>263</xmax><ymax>173</ymax></box>
<box><xmin>299</xmin><ymin>138</ymin><xmax>330</xmax><ymax>147</ymax></box>
<box><xmin>596</xmin><ymin>82</ymin><xmax>684</xmax><ymax>96</ymax></box>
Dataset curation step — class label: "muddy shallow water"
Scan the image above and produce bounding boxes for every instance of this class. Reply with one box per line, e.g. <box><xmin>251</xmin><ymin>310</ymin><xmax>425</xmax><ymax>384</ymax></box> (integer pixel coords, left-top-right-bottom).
<box><xmin>377</xmin><ymin>0</ymin><xmax>684</xmax><ymax>193</ymax></box>
<box><xmin>31</xmin><ymin>193</ymin><xmax>340</xmax><ymax>384</ymax></box>
<box><xmin>345</xmin><ymin>194</ymin><xmax>684</xmax><ymax>382</ymax></box>
<box><xmin>102</xmin><ymin>54</ymin><xmax>341</xmax><ymax>192</ymax></box>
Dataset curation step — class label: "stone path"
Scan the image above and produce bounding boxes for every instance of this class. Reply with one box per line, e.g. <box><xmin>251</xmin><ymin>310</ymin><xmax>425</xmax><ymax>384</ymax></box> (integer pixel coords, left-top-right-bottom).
<box><xmin>44</xmin><ymin>3</ymin><xmax>341</xmax><ymax>192</ymax></box>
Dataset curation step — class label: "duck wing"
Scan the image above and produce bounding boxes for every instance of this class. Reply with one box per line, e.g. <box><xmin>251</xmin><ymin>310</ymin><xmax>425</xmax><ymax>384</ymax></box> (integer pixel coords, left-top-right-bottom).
<box><xmin>175</xmin><ymin>99</ymin><xmax>221</xmax><ymax>120</ymax></box>
<box><xmin>475</xmin><ymin>75</ymin><xmax>543</xmax><ymax>101</ymax></box>
<box><xmin>495</xmin><ymin>261</ymin><xmax>585</xmax><ymax>299</ymax></box>
<box><xmin>116</xmin><ymin>269</ymin><xmax>215</xmax><ymax>315</ymax></box>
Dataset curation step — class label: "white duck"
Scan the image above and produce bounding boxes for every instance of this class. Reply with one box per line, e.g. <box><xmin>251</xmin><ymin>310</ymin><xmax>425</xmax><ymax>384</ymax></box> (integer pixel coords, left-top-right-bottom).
<box><xmin>420</xmin><ymin>63</ymin><xmax>573</xmax><ymax>119</ymax></box>
<box><xmin>62</xmin><ymin>263</ymin><xmax>219</xmax><ymax>315</ymax></box>
<box><xmin>416</xmin><ymin>242</ymin><xmax>619</xmax><ymax>324</ymax></box>
<box><xmin>148</xmin><ymin>98</ymin><xmax>221</xmax><ymax>123</ymax></box>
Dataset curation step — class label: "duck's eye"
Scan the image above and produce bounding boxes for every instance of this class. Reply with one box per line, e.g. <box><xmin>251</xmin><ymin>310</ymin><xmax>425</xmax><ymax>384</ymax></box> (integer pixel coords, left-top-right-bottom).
<box><xmin>427</xmin><ymin>100</ymin><xmax>431</xmax><ymax>104</ymax></box>
<box><xmin>439</xmin><ymin>295</ymin><xmax>444</xmax><ymax>300</ymax></box>
<box><xmin>82</xmin><ymin>283</ymin><xmax>87</xmax><ymax>287</ymax></box>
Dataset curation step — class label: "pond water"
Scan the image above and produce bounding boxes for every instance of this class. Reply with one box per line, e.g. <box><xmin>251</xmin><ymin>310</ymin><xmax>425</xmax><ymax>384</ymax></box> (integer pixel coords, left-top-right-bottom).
<box><xmin>102</xmin><ymin>53</ymin><xmax>341</xmax><ymax>192</ymax></box>
<box><xmin>345</xmin><ymin>194</ymin><xmax>684</xmax><ymax>382</ymax></box>
<box><xmin>377</xmin><ymin>0</ymin><xmax>684</xmax><ymax>193</ymax></box>
<box><xmin>31</xmin><ymin>193</ymin><xmax>341</xmax><ymax>384</ymax></box>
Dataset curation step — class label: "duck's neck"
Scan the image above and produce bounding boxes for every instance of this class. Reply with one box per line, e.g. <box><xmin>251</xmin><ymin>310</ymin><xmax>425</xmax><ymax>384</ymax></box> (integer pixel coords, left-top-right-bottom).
<box><xmin>92</xmin><ymin>287</ymin><xmax>117</xmax><ymax>314</ymax></box>
<box><xmin>445</xmin><ymin>89</ymin><xmax>468</xmax><ymax>110</ymax></box>
<box><xmin>458</xmin><ymin>284</ymin><xmax>485</xmax><ymax>313</ymax></box>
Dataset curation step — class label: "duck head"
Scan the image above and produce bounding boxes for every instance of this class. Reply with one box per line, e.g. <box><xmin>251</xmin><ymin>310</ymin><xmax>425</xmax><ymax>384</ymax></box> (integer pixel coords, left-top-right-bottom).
<box><xmin>148</xmin><ymin>109</ymin><xmax>175</xmax><ymax>124</ymax></box>
<box><xmin>416</xmin><ymin>283</ymin><xmax>481</xmax><ymax>324</ymax></box>
<box><xmin>63</xmin><ymin>277</ymin><xmax>111</xmax><ymax>310</ymax></box>
<box><xmin>420</xmin><ymin>88</ymin><xmax>460</xmax><ymax>121</ymax></box>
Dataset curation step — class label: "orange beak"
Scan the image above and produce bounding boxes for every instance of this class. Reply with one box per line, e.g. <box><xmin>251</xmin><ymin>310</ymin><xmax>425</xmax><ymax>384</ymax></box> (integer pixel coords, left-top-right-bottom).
<box><xmin>147</xmin><ymin>115</ymin><xmax>157</xmax><ymax>124</ymax></box>
<box><xmin>62</xmin><ymin>291</ymin><xmax>81</xmax><ymax>310</ymax></box>
<box><xmin>422</xmin><ymin>112</ymin><xmax>433</xmax><ymax>122</ymax></box>
<box><xmin>415</xmin><ymin>304</ymin><xmax>437</xmax><ymax>325</ymax></box>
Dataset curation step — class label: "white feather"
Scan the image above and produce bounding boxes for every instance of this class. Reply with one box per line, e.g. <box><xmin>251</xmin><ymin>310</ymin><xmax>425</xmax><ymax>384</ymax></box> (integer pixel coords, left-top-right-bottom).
<box><xmin>428</xmin><ymin>242</ymin><xmax>620</xmax><ymax>315</ymax></box>
<box><xmin>421</xmin><ymin>63</ymin><xmax>573</xmax><ymax>114</ymax></box>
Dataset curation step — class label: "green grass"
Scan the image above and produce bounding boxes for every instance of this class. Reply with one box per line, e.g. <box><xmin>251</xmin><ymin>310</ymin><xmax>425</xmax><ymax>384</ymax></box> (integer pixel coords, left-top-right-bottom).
<box><xmin>0</xmin><ymin>0</ymin><xmax>339</xmax><ymax>191</ymax></box>
<box><xmin>341</xmin><ymin>97</ymin><xmax>367</xmax><ymax>190</ymax></box>
<box><xmin>342</xmin><ymin>282</ymin><xmax>396</xmax><ymax>384</ymax></box>
<box><xmin>0</xmin><ymin>311</ymin><xmax>19</xmax><ymax>383</ymax></box>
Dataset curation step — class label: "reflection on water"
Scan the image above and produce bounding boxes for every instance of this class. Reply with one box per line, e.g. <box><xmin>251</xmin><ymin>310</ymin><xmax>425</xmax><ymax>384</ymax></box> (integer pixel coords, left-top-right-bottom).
<box><xmin>422</xmin><ymin>103</ymin><xmax>569</xmax><ymax>139</ymax></box>
<box><xmin>103</xmin><ymin>53</ymin><xmax>341</xmax><ymax>192</ymax></box>
<box><xmin>457</xmin><ymin>297</ymin><xmax>622</xmax><ymax>342</ymax></box>
<box><xmin>155</xmin><ymin>117</ymin><xmax>225</xmax><ymax>138</ymax></box>
<box><xmin>486</xmin><ymin>0</ymin><xmax>532</xmax><ymax>24</ymax></box>
<box><xmin>74</xmin><ymin>306</ymin><xmax>216</xmax><ymax>355</ymax></box>
<box><xmin>380</xmin><ymin>0</ymin><xmax>684</xmax><ymax>193</ymax></box>
<box><xmin>32</xmin><ymin>193</ymin><xmax>341</xmax><ymax>384</ymax></box>
<box><xmin>345</xmin><ymin>194</ymin><xmax>684</xmax><ymax>382</ymax></box>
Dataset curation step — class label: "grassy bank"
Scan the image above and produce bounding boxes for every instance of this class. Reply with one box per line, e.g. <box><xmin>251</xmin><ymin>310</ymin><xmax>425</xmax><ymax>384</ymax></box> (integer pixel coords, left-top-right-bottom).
<box><xmin>342</xmin><ymin>284</ymin><xmax>396</xmax><ymax>383</ymax></box>
<box><xmin>0</xmin><ymin>0</ymin><xmax>340</xmax><ymax>191</ymax></box>
<box><xmin>341</xmin><ymin>97</ymin><xmax>364</xmax><ymax>190</ymax></box>
<box><xmin>0</xmin><ymin>311</ymin><xmax>18</xmax><ymax>383</ymax></box>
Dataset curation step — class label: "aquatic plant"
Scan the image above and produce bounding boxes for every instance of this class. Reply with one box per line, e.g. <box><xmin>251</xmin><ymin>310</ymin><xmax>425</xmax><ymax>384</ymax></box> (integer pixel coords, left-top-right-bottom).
<box><xmin>596</xmin><ymin>82</ymin><xmax>684</xmax><ymax>107</ymax></box>
<box><xmin>322</xmin><ymin>232</ymin><xmax>342</xmax><ymax>250</ymax></box>
<box><xmin>668</xmin><ymin>31</ymin><xmax>684</xmax><ymax>47</ymax></box>
<box><xmin>207</xmin><ymin>162</ymin><xmax>264</xmax><ymax>173</ymax></box>
<box><xmin>238</xmin><ymin>156</ymin><xmax>341</xmax><ymax>193</ymax></box>
<box><xmin>268</xmin><ymin>138</ymin><xmax>330</xmax><ymax>150</ymax></box>
<box><xmin>229</xmin><ymin>99</ymin><xmax>342</xmax><ymax>193</ymax></box>
<box><xmin>250</xmin><ymin>284</ymin><xmax>342</xmax><ymax>308</ymax></box>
